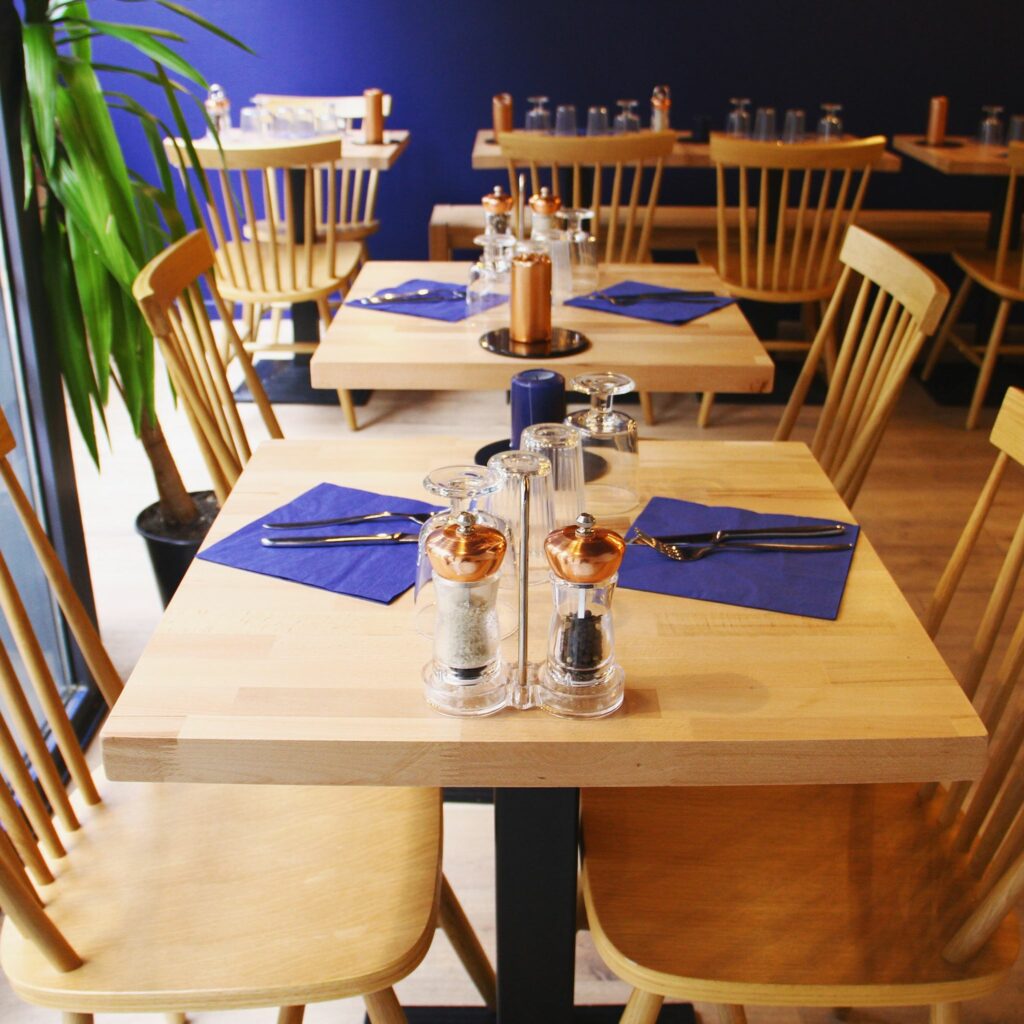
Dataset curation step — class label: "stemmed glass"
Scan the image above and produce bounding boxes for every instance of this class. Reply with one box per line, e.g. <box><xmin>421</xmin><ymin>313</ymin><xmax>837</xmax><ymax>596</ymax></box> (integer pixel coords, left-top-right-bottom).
<box><xmin>817</xmin><ymin>103</ymin><xmax>843</xmax><ymax>141</ymax></box>
<box><xmin>726</xmin><ymin>98</ymin><xmax>752</xmax><ymax>137</ymax></box>
<box><xmin>979</xmin><ymin>106</ymin><xmax>1005</xmax><ymax>146</ymax></box>
<box><xmin>526</xmin><ymin>96</ymin><xmax>552</xmax><ymax>132</ymax></box>
<box><xmin>555</xmin><ymin>105</ymin><xmax>578</xmax><ymax>136</ymax></box>
<box><xmin>613</xmin><ymin>100</ymin><xmax>641</xmax><ymax>134</ymax></box>
<box><xmin>587</xmin><ymin>105</ymin><xmax>610</xmax><ymax>135</ymax></box>
<box><xmin>565</xmin><ymin>373</ymin><xmax>640</xmax><ymax>517</ymax></box>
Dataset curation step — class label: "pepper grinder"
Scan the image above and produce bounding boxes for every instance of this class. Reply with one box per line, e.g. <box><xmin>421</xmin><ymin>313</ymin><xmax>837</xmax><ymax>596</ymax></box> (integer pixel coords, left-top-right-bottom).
<box><xmin>422</xmin><ymin>511</ymin><xmax>508</xmax><ymax>717</ymax></box>
<box><xmin>536</xmin><ymin>512</ymin><xmax>626</xmax><ymax>718</ymax></box>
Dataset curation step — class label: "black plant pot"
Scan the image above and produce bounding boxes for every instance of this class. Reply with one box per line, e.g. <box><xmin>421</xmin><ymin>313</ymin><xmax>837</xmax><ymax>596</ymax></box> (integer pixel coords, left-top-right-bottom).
<box><xmin>135</xmin><ymin>490</ymin><xmax>219</xmax><ymax>607</ymax></box>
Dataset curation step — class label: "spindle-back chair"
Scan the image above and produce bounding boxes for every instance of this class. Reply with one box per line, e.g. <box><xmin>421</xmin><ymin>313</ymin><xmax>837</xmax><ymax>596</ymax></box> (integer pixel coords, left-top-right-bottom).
<box><xmin>697</xmin><ymin>133</ymin><xmax>886</xmax><ymax>426</ymax></box>
<box><xmin>579</xmin><ymin>390</ymin><xmax>1024</xmax><ymax>1024</ymax></box>
<box><xmin>132</xmin><ymin>229</ymin><xmax>283</xmax><ymax>506</ymax></box>
<box><xmin>921</xmin><ymin>142</ymin><xmax>1024</xmax><ymax>429</ymax></box>
<box><xmin>0</xmin><ymin>405</ymin><xmax>496</xmax><ymax>1022</ymax></box>
<box><xmin>774</xmin><ymin>225</ymin><xmax>948</xmax><ymax>506</ymax></box>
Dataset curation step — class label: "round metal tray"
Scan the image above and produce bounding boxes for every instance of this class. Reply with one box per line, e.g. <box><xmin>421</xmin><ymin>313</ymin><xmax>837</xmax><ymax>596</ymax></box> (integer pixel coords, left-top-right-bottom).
<box><xmin>479</xmin><ymin>327</ymin><xmax>590</xmax><ymax>359</ymax></box>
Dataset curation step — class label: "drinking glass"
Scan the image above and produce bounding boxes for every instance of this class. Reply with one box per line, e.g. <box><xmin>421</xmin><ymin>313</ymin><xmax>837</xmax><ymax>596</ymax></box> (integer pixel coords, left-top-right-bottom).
<box><xmin>753</xmin><ymin>107</ymin><xmax>777</xmax><ymax>141</ymax></box>
<box><xmin>414</xmin><ymin>465</ymin><xmax>505</xmax><ymax>637</ymax></box>
<box><xmin>526</xmin><ymin>96</ymin><xmax>552</xmax><ymax>132</ymax></box>
<box><xmin>557</xmin><ymin>208</ymin><xmax>598</xmax><ymax>294</ymax></box>
<box><xmin>817</xmin><ymin>103</ymin><xmax>843</xmax><ymax>141</ymax></box>
<box><xmin>979</xmin><ymin>106</ymin><xmax>1005</xmax><ymax>146</ymax></box>
<box><xmin>271</xmin><ymin>106</ymin><xmax>297</xmax><ymax>138</ymax></box>
<box><xmin>613</xmin><ymin>100</ymin><xmax>641</xmax><ymax>134</ymax></box>
<box><xmin>726</xmin><ymin>97</ymin><xmax>752</xmax><ymax>137</ymax></box>
<box><xmin>782</xmin><ymin>108</ymin><xmax>806</xmax><ymax>144</ymax></box>
<box><xmin>314</xmin><ymin>106</ymin><xmax>339</xmax><ymax>135</ymax></box>
<box><xmin>294</xmin><ymin>107</ymin><xmax>317</xmax><ymax>138</ymax></box>
<box><xmin>1010</xmin><ymin>115</ymin><xmax>1024</xmax><ymax>144</ymax></box>
<box><xmin>555</xmin><ymin>104</ymin><xmax>578</xmax><ymax>136</ymax></box>
<box><xmin>565</xmin><ymin>373</ymin><xmax>640</xmax><ymax>517</ymax></box>
<box><xmin>239</xmin><ymin>106</ymin><xmax>262</xmax><ymax>136</ymax></box>
<box><xmin>587</xmin><ymin>105</ymin><xmax>610</xmax><ymax>135</ymax></box>
<box><xmin>520</xmin><ymin>424</ymin><xmax>585</xmax><ymax>529</ymax></box>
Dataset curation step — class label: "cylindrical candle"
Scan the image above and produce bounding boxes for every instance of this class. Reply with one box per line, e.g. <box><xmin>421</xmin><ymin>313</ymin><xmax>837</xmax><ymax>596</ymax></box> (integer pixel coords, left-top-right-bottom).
<box><xmin>510</xmin><ymin>251</ymin><xmax>552</xmax><ymax>344</ymax></box>
<box><xmin>511</xmin><ymin>370</ymin><xmax>566</xmax><ymax>448</ymax></box>
<box><xmin>493</xmin><ymin>93</ymin><xmax>513</xmax><ymax>137</ymax></box>
<box><xmin>363</xmin><ymin>88</ymin><xmax>384</xmax><ymax>144</ymax></box>
<box><xmin>926</xmin><ymin>96</ymin><xmax>948</xmax><ymax>146</ymax></box>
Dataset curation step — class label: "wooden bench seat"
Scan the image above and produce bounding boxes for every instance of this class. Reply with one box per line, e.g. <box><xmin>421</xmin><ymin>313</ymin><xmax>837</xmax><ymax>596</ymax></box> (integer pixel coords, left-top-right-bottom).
<box><xmin>428</xmin><ymin>203</ymin><xmax>988</xmax><ymax>260</ymax></box>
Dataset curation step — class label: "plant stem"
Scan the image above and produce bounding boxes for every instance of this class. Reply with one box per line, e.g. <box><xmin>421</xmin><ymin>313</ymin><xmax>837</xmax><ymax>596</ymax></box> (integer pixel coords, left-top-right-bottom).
<box><xmin>139</xmin><ymin>411</ymin><xmax>198</xmax><ymax>526</ymax></box>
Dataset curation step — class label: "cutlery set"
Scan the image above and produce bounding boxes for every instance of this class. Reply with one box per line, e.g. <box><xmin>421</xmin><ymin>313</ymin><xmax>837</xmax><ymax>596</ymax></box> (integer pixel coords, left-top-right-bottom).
<box><xmin>261</xmin><ymin>513</ymin><xmax>852</xmax><ymax>560</ymax></box>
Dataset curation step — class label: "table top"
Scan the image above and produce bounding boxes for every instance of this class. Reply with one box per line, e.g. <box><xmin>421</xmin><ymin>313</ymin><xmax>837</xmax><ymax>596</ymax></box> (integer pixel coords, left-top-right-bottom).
<box><xmin>101</xmin><ymin>437</ymin><xmax>985</xmax><ymax>790</ymax></box>
<box><xmin>893</xmin><ymin>134</ymin><xmax>1013</xmax><ymax>177</ymax></box>
<box><xmin>310</xmin><ymin>261</ymin><xmax>774</xmax><ymax>393</ymax></box>
<box><xmin>471</xmin><ymin>128</ymin><xmax>902</xmax><ymax>173</ymax></box>
<box><xmin>190</xmin><ymin>129</ymin><xmax>410</xmax><ymax>172</ymax></box>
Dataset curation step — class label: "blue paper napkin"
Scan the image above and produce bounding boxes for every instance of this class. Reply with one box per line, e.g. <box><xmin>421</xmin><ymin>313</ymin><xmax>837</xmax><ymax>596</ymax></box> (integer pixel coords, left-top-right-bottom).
<box><xmin>345</xmin><ymin>278</ymin><xmax>506</xmax><ymax>322</ymax></box>
<box><xmin>619</xmin><ymin>496</ymin><xmax>859</xmax><ymax>620</ymax></box>
<box><xmin>564</xmin><ymin>280</ymin><xmax>735</xmax><ymax>325</ymax></box>
<box><xmin>198</xmin><ymin>483</ymin><xmax>441</xmax><ymax>604</ymax></box>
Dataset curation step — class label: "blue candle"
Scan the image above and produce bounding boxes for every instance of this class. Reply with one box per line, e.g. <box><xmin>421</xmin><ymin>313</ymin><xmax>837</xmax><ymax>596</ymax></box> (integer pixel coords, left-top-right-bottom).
<box><xmin>510</xmin><ymin>370</ymin><xmax>566</xmax><ymax>448</ymax></box>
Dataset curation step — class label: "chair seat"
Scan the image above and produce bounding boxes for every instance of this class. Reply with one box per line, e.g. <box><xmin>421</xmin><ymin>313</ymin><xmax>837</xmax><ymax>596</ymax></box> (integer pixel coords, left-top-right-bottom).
<box><xmin>215</xmin><ymin>239</ymin><xmax>364</xmax><ymax>304</ymax></box>
<box><xmin>1</xmin><ymin>770</ymin><xmax>441</xmax><ymax>1012</ymax></box>
<box><xmin>953</xmin><ymin>248</ymin><xmax>1024</xmax><ymax>302</ymax></box>
<box><xmin>697</xmin><ymin>244</ymin><xmax>839</xmax><ymax>303</ymax></box>
<box><xmin>581</xmin><ymin>783</ymin><xmax>1019</xmax><ymax>1008</ymax></box>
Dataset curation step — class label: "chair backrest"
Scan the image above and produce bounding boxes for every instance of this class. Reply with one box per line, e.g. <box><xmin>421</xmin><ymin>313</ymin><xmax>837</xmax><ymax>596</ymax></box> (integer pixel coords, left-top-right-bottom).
<box><xmin>133</xmin><ymin>229</ymin><xmax>283</xmax><ymax>503</ymax></box>
<box><xmin>991</xmin><ymin>142</ymin><xmax>1024</xmax><ymax>289</ymax></box>
<box><xmin>0</xmin><ymin>409</ymin><xmax>127</xmax><ymax>971</ymax></box>
<box><xmin>775</xmin><ymin>225</ymin><xmax>948</xmax><ymax>505</ymax></box>
<box><xmin>709</xmin><ymin>134</ymin><xmax>886</xmax><ymax>300</ymax></box>
<box><xmin>497</xmin><ymin>130</ymin><xmax>675</xmax><ymax>262</ymax></box>
<box><xmin>249</xmin><ymin>92</ymin><xmax>393</xmax><ymax>120</ymax></box>
<box><xmin>164</xmin><ymin>136</ymin><xmax>345</xmax><ymax>301</ymax></box>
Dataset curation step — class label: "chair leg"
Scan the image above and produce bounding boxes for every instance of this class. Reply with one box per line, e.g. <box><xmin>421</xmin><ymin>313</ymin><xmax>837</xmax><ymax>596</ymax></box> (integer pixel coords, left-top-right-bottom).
<box><xmin>317</xmin><ymin>296</ymin><xmax>333</xmax><ymax>330</ymax></box>
<box><xmin>639</xmin><ymin>392</ymin><xmax>656</xmax><ymax>426</ymax></box>
<box><xmin>714</xmin><ymin>1007</ymin><xmax>748</xmax><ymax>1024</ymax></box>
<box><xmin>966</xmin><ymin>298</ymin><xmax>1011</xmax><ymax>430</ymax></box>
<box><xmin>277</xmin><ymin>1007</ymin><xmax>305</xmax><ymax>1024</ymax></box>
<box><xmin>166</xmin><ymin>1015</ymin><xmax>188</xmax><ymax>1024</ymax></box>
<box><xmin>620</xmin><ymin>987</ymin><xmax>664</xmax><ymax>1024</ymax></box>
<box><xmin>930</xmin><ymin>1003</ymin><xmax>960</xmax><ymax>1023</ymax></box>
<box><xmin>338</xmin><ymin>389</ymin><xmax>359</xmax><ymax>431</ymax></box>
<box><xmin>63</xmin><ymin>1016</ymin><xmax>93</xmax><ymax>1024</ymax></box>
<box><xmin>364</xmin><ymin>987</ymin><xmax>407</xmax><ymax>1024</ymax></box>
<box><xmin>922</xmin><ymin>276</ymin><xmax>972</xmax><ymax>381</ymax></box>
<box><xmin>269</xmin><ymin>305</ymin><xmax>284</xmax><ymax>344</ymax></box>
<box><xmin>439</xmin><ymin>873</ymin><xmax>497</xmax><ymax>1008</ymax></box>
<box><xmin>698</xmin><ymin>392</ymin><xmax>715</xmax><ymax>428</ymax></box>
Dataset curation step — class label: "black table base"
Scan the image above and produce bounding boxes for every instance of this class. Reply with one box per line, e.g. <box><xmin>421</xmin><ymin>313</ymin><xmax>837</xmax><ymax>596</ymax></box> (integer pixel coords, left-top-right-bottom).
<box><xmin>365</xmin><ymin>1005</ymin><xmax>696</xmax><ymax>1022</ymax></box>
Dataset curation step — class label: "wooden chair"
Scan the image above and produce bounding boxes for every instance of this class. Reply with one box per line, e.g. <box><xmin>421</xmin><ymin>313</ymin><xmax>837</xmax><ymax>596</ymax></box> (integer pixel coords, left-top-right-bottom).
<box><xmin>774</xmin><ymin>225</ymin><xmax>948</xmax><ymax>506</ymax></box>
<box><xmin>580</xmin><ymin>388</ymin><xmax>1024</xmax><ymax>1024</ymax></box>
<box><xmin>163</xmin><ymin>135</ymin><xmax>363</xmax><ymax>429</ymax></box>
<box><xmin>498</xmin><ymin>129</ymin><xmax>675</xmax><ymax>425</ymax></box>
<box><xmin>132</xmin><ymin>229</ymin><xmax>284</xmax><ymax>505</ymax></box>
<box><xmin>0</xmin><ymin>407</ymin><xmax>497</xmax><ymax>1024</ymax></box>
<box><xmin>697</xmin><ymin>133</ymin><xmax>887</xmax><ymax>427</ymax></box>
<box><xmin>921</xmin><ymin>142</ymin><xmax>1024</xmax><ymax>429</ymax></box>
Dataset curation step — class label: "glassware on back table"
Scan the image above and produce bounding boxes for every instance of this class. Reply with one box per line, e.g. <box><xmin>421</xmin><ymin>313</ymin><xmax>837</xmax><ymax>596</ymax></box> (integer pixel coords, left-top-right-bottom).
<box><xmin>526</xmin><ymin>96</ymin><xmax>552</xmax><ymax>131</ymax></box>
<box><xmin>979</xmin><ymin>106</ymin><xmax>1005</xmax><ymax>146</ymax></box>
<box><xmin>587</xmin><ymin>105</ymin><xmax>610</xmax><ymax>135</ymax></box>
<box><xmin>782</xmin><ymin>108</ymin><xmax>806</xmax><ymax>144</ymax></box>
<box><xmin>555</xmin><ymin>105</ymin><xmax>578</xmax><ymax>136</ymax></box>
<box><xmin>613</xmin><ymin>99</ymin><xmax>641</xmax><ymax>134</ymax></box>
<box><xmin>239</xmin><ymin>106</ymin><xmax>262</xmax><ymax>136</ymax></box>
<box><xmin>817</xmin><ymin>103</ymin><xmax>843</xmax><ymax>141</ymax></box>
<box><xmin>1010</xmin><ymin>115</ymin><xmax>1024</xmax><ymax>144</ymax></box>
<box><xmin>726</xmin><ymin>97</ymin><xmax>752</xmax><ymax>137</ymax></box>
<box><xmin>521</xmin><ymin>423</ymin><xmax>585</xmax><ymax>528</ymax></box>
<box><xmin>565</xmin><ymin>373</ymin><xmax>640</xmax><ymax>517</ymax></box>
<box><xmin>753</xmin><ymin>107</ymin><xmax>777</xmax><ymax>141</ymax></box>
<box><xmin>651</xmin><ymin>85</ymin><xmax>671</xmax><ymax>132</ymax></box>
<box><xmin>557</xmin><ymin>208</ymin><xmax>599</xmax><ymax>295</ymax></box>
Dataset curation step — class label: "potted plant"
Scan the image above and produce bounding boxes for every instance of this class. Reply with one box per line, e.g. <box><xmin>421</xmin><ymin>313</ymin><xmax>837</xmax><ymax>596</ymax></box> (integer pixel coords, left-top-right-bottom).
<box><xmin>15</xmin><ymin>0</ymin><xmax>249</xmax><ymax>603</ymax></box>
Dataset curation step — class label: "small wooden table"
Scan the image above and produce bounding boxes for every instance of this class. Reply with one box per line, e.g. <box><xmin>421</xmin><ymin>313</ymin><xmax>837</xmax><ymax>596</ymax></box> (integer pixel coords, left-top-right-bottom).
<box><xmin>472</xmin><ymin>127</ymin><xmax>903</xmax><ymax>172</ymax></box>
<box><xmin>102</xmin><ymin>436</ymin><xmax>984</xmax><ymax>1024</ymax></box>
<box><xmin>310</xmin><ymin>261</ymin><xmax>774</xmax><ymax>424</ymax></box>
<box><xmin>893</xmin><ymin>134</ymin><xmax>1013</xmax><ymax>177</ymax></box>
<box><xmin>190</xmin><ymin>128</ymin><xmax>410</xmax><ymax>171</ymax></box>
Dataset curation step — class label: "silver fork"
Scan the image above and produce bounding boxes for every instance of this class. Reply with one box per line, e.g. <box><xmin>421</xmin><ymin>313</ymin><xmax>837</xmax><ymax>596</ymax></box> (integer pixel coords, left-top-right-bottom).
<box><xmin>630</xmin><ymin>529</ymin><xmax>853</xmax><ymax>562</ymax></box>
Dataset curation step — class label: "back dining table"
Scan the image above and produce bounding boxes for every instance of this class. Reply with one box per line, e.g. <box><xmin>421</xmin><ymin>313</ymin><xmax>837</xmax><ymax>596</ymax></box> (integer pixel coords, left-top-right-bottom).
<box><xmin>101</xmin><ymin>435</ymin><xmax>985</xmax><ymax>1024</ymax></box>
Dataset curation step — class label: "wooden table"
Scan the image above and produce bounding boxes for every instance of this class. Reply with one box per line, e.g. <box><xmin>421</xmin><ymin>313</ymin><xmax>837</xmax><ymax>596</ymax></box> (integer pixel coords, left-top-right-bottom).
<box><xmin>310</xmin><ymin>261</ymin><xmax>774</xmax><ymax>420</ymax></box>
<box><xmin>471</xmin><ymin>127</ymin><xmax>902</xmax><ymax>172</ymax></box>
<box><xmin>102</xmin><ymin>436</ymin><xmax>984</xmax><ymax>1024</ymax></box>
<box><xmin>191</xmin><ymin>128</ymin><xmax>410</xmax><ymax>171</ymax></box>
<box><xmin>893</xmin><ymin>134</ymin><xmax>1014</xmax><ymax>177</ymax></box>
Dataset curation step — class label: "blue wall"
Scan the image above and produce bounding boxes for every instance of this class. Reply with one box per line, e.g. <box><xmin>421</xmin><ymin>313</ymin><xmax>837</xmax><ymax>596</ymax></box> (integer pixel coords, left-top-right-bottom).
<box><xmin>93</xmin><ymin>0</ymin><xmax>1024</xmax><ymax>261</ymax></box>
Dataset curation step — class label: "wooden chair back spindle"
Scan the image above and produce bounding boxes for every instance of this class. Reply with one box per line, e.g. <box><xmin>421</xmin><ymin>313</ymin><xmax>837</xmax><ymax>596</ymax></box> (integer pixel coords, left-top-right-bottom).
<box><xmin>992</xmin><ymin>144</ymin><xmax>1024</xmax><ymax>290</ymax></box>
<box><xmin>497</xmin><ymin>131</ymin><xmax>675</xmax><ymax>262</ymax></box>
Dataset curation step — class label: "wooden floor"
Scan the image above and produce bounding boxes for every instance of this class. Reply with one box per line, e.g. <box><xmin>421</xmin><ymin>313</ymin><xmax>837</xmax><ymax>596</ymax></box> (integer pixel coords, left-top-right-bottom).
<box><xmin>2</xmin><ymin>345</ymin><xmax>1023</xmax><ymax>1023</ymax></box>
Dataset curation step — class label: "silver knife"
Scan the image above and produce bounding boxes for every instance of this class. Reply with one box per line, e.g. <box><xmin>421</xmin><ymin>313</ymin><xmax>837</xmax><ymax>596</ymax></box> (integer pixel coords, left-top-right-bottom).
<box><xmin>588</xmin><ymin>289</ymin><xmax>720</xmax><ymax>306</ymax></box>
<box><xmin>263</xmin><ymin>511</ymin><xmax>432</xmax><ymax>530</ymax></box>
<box><xmin>260</xmin><ymin>532</ymin><xmax>419</xmax><ymax>548</ymax></box>
<box><xmin>354</xmin><ymin>289</ymin><xmax>465</xmax><ymax>305</ymax></box>
<box><xmin>632</xmin><ymin>524</ymin><xmax>847</xmax><ymax>545</ymax></box>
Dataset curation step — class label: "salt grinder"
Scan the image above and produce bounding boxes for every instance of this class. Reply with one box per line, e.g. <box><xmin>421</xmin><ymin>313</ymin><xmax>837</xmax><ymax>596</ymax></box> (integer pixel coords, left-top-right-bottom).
<box><xmin>204</xmin><ymin>84</ymin><xmax>231</xmax><ymax>135</ymax></box>
<box><xmin>422</xmin><ymin>511</ymin><xmax>508</xmax><ymax>716</ymax></box>
<box><xmin>537</xmin><ymin>513</ymin><xmax>627</xmax><ymax>718</ymax></box>
<box><xmin>482</xmin><ymin>185</ymin><xmax>514</xmax><ymax>238</ymax></box>
<box><xmin>651</xmin><ymin>84</ymin><xmax>671</xmax><ymax>131</ymax></box>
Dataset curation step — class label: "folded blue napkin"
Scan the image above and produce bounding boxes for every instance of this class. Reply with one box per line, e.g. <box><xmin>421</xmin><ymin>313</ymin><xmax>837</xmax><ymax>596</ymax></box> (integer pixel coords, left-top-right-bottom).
<box><xmin>345</xmin><ymin>278</ymin><xmax>506</xmax><ymax>322</ymax></box>
<box><xmin>619</xmin><ymin>496</ymin><xmax>859</xmax><ymax>620</ymax></box>
<box><xmin>198</xmin><ymin>483</ymin><xmax>440</xmax><ymax>604</ymax></box>
<box><xmin>564</xmin><ymin>280</ymin><xmax>735</xmax><ymax>325</ymax></box>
